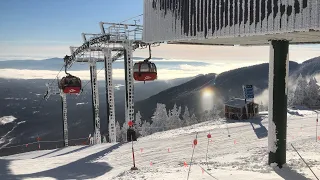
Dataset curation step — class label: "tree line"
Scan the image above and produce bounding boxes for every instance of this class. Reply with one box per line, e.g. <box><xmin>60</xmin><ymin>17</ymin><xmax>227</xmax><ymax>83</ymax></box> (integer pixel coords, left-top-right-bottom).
<box><xmin>115</xmin><ymin>103</ymin><xmax>221</xmax><ymax>141</ymax></box>
<box><xmin>259</xmin><ymin>74</ymin><xmax>320</xmax><ymax>111</ymax></box>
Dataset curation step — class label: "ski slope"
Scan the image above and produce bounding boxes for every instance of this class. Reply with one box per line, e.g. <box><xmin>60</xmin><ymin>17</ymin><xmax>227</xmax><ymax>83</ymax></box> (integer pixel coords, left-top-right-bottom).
<box><xmin>0</xmin><ymin>110</ymin><xmax>319</xmax><ymax>180</ymax></box>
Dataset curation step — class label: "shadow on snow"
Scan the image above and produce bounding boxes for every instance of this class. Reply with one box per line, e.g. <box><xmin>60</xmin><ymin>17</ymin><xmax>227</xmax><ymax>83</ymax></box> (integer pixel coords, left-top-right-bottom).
<box><xmin>0</xmin><ymin>142</ymin><xmax>124</xmax><ymax>180</ymax></box>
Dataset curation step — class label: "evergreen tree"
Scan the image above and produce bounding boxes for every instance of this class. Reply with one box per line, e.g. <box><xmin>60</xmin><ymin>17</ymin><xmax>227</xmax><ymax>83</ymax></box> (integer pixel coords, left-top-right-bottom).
<box><xmin>210</xmin><ymin>105</ymin><xmax>221</xmax><ymax>120</ymax></box>
<box><xmin>287</xmin><ymin>87</ymin><xmax>295</xmax><ymax>107</ymax></box>
<box><xmin>121</xmin><ymin>122</ymin><xmax>129</xmax><ymax>142</ymax></box>
<box><xmin>306</xmin><ymin>77</ymin><xmax>320</xmax><ymax>107</ymax></box>
<box><xmin>140</xmin><ymin>120</ymin><xmax>152</xmax><ymax>136</ymax></box>
<box><xmin>134</xmin><ymin>111</ymin><xmax>142</xmax><ymax>135</ymax></box>
<box><xmin>116</xmin><ymin>121</ymin><xmax>122</xmax><ymax>142</ymax></box>
<box><xmin>151</xmin><ymin>103</ymin><xmax>168</xmax><ymax>133</ymax></box>
<box><xmin>190</xmin><ymin>113</ymin><xmax>198</xmax><ymax>125</ymax></box>
<box><xmin>166</xmin><ymin>104</ymin><xmax>182</xmax><ymax>129</ymax></box>
<box><xmin>200</xmin><ymin>110</ymin><xmax>210</xmax><ymax>122</ymax></box>
<box><xmin>182</xmin><ymin>106</ymin><xmax>191</xmax><ymax>126</ymax></box>
<box><xmin>293</xmin><ymin>74</ymin><xmax>308</xmax><ymax>106</ymax></box>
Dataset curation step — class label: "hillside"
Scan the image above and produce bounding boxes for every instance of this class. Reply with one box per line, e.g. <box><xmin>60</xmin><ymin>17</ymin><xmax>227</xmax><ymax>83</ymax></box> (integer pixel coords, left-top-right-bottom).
<box><xmin>0</xmin><ymin>56</ymin><xmax>319</xmax><ymax>155</ymax></box>
<box><xmin>0</xmin><ymin>110</ymin><xmax>318</xmax><ymax>179</ymax></box>
<box><xmin>134</xmin><ymin>73</ymin><xmax>217</xmax><ymax>120</ymax></box>
<box><xmin>0</xmin><ymin>77</ymin><xmax>193</xmax><ymax>156</ymax></box>
<box><xmin>290</xmin><ymin>56</ymin><xmax>320</xmax><ymax>79</ymax></box>
<box><xmin>134</xmin><ymin>61</ymin><xmax>302</xmax><ymax>120</ymax></box>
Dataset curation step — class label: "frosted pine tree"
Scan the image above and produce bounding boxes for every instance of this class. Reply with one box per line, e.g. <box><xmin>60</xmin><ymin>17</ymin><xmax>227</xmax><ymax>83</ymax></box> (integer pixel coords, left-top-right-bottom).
<box><xmin>116</xmin><ymin>121</ymin><xmax>122</xmax><ymax>142</ymax></box>
<box><xmin>121</xmin><ymin>122</ymin><xmax>129</xmax><ymax>142</ymax></box>
<box><xmin>287</xmin><ymin>88</ymin><xmax>295</xmax><ymax>107</ymax></box>
<box><xmin>151</xmin><ymin>103</ymin><xmax>168</xmax><ymax>133</ymax></box>
<box><xmin>210</xmin><ymin>105</ymin><xmax>221</xmax><ymax>120</ymax></box>
<box><xmin>134</xmin><ymin>111</ymin><xmax>142</xmax><ymax>135</ymax></box>
<box><xmin>190</xmin><ymin>113</ymin><xmax>198</xmax><ymax>125</ymax></box>
<box><xmin>306</xmin><ymin>77</ymin><xmax>320</xmax><ymax>107</ymax></box>
<box><xmin>200</xmin><ymin>110</ymin><xmax>210</xmax><ymax>122</ymax></box>
<box><xmin>293</xmin><ymin>74</ymin><xmax>308</xmax><ymax>106</ymax></box>
<box><xmin>140</xmin><ymin>120</ymin><xmax>151</xmax><ymax>136</ymax></box>
<box><xmin>182</xmin><ymin>106</ymin><xmax>191</xmax><ymax>126</ymax></box>
<box><xmin>166</xmin><ymin>104</ymin><xmax>182</xmax><ymax>129</ymax></box>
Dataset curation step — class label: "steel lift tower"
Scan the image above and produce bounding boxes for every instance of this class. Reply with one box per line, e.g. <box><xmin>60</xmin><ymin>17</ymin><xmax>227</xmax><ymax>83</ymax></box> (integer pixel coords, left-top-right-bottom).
<box><xmin>64</xmin><ymin>22</ymin><xmax>145</xmax><ymax>144</ymax></box>
<box><xmin>44</xmin><ymin>80</ymin><xmax>70</xmax><ymax>147</ymax></box>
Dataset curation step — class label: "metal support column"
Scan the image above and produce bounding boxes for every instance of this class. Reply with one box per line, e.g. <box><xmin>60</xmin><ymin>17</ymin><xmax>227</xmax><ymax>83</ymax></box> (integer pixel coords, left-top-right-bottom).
<box><xmin>124</xmin><ymin>43</ymin><xmax>135</xmax><ymax>141</ymax></box>
<box><xmin>268</xmin><ymin>40</ymin><xmax>289</xmax><ymax>168</ymax></box>
<box><xmin>60</xmin><ymin>92</ymin><xmax>68</xmax><ymax>147</ymax></box>
<box><xmin>90</xmin><ymin>60</ymin><xmax>101</xmax><ymax>144</ymax></box>
<box><xmin>103</xmin><ymin>48</ymin><xmax>116</xmax><ymax>143</ymax></box>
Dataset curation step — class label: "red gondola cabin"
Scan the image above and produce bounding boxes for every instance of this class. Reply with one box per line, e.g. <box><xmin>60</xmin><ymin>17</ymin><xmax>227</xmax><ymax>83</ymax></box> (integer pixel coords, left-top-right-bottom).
<box><xmin>59</xmin><ymin>75</ymin><xmax>82</xmax><ymax>94</ymax></box>
<box><xmin>133</xmin><ymin>61</ymin><xmax>157</xmax><ymax>81</ymax></box>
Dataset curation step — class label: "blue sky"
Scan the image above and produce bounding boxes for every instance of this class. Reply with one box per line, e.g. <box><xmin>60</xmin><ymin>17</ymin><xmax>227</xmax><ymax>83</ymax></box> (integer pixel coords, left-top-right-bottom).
<box><xmin>0</xmin><ymin>0</ymin><xmax>143</xmax><ymax>46</ymax></box>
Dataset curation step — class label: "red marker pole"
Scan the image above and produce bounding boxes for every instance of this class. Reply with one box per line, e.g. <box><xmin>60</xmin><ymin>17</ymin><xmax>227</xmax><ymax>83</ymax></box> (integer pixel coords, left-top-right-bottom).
<box><xmin>129</xmin><ymin>121</ymin><xmax>138</xmax><ymax>170</ymax></box>
<box><xmin>187</xmin><ymin>132</ymin><xmax>198</xmax><ymax>180</ymax></box>
<box><xmin>131</xmin><ymin>135</ymin><xmax>137</xmax><ymax>170</ymax></box>
<box><xmin>206</xmin><ymin>132</ymin><xmax>212</xmax><ymax>170</ymax></box>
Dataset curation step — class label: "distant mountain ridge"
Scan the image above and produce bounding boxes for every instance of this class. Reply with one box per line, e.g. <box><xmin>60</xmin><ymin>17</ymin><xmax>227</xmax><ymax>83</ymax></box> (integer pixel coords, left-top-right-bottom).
<box><xmin>0</xmin><ymin>56</ymin><xmax>319</xmax><ymax>156</ymax></box>
<box><xmin>134</xmin><ymin>57</ymin><xmax>319</xmax><ymax>120</ymax></box>
<box><xmin>0</xmin><ymin>58</ymin><xmax>210</xmax><ymax>71</ymax></box>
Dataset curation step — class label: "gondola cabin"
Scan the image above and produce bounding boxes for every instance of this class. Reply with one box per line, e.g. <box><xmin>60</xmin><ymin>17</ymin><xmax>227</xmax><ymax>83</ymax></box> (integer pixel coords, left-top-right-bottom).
<box><xmin>133</xmin><ymin>61</ymin><xmax>157</xmax><ymax>81</ymax></box>
<box><xmin>59</xmin><ymin>75</ymin><xmax>82</xmax><ymax>94</ymax></box>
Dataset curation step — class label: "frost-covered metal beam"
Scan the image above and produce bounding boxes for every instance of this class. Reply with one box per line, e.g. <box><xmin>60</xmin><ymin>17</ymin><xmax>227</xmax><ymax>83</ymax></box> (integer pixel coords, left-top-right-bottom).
<box><xmin>268</xmin><ymin>40</ymin><xmax>289</xmax><ymax>168</ymax></box>
<box><xmin>144</xmin><ymin>0</ymin><xmax>320</xmax><ymax>45</ymax></box>
<box><xmin>90</xmin><ymin>60</ymin><xmax>101</xmax><ymax>145</ymax></box>
<box><xmin>123</xmin><ymin>42</ymin><xmax>135</xmax><ymax>142</ymax></box>
<box><xmin>103</xmin><ymin>48</ymin><xmax>117</xmax><ymax>143</ymax></box>
<box><xmin>64</xmin><ymin>34</ymin><xmax>111</xmax><ymax>68</ymax></box>
<box><xmin>60</xmin><ymin>92</ymin><xmax>68</xmax><ymax>147</ymax></box>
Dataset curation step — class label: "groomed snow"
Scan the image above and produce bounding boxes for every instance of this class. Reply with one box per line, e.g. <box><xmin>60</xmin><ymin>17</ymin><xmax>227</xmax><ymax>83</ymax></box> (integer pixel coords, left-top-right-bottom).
<box><xmin>0</xmin><ymin>111</ymin><xmax>319</xmax><ymax>180</ymax></box>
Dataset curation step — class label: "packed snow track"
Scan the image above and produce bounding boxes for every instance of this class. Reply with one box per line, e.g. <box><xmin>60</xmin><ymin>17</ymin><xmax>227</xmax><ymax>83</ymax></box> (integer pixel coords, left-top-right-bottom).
<box><xmin>0</xmin><ymin>110</ymin><xmax>319</xmax><ymax>180</ymax></box>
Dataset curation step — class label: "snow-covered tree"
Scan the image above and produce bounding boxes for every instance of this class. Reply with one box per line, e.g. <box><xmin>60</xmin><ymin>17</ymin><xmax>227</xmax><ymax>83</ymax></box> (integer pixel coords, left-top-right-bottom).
<box><xmin>134</xmin><ymin>111</ymin><xmax>142</xmax><ymax>135</ymax></box>
<box><xmin>140</xmin><ymin>120</ymin><xmax>152</xmax><ymax>136</ymax></box>
<box><xmin>287</xmin><ymin>88</ymin><xmax>295</xmax><ymax>107</ymax></box>
<box><xmin>306</xmin><ymin>77</ymin><xmax>320</xmax><ymax>107</ymax></box>
<box><xmin>116</xmin><ymin>121</ymin><xmax>122</xmax><ymax>142</ymax></box>
<box><xmin>182</xmin><ymin>106</ymin><xmax>191</xmax><ymax>126</ymax></box>
<box><xmin>190</xmin><ymin>113</ymin><xmax>198</xmax><ymax>125</ymax></box>
<box><xmin>210</xmin><ymin>105</ymin><xmax>221</xmax><ymax>120</ymax></box>
<box><xmin>200</xmin><ymin>105</ymin><xmax>221</xmax><ymax>122</ymax></box>
<box><xmin>293</xmin><ymin>74</ymin><xmax>308</xmax><ymax>106</ymax></box>
<box><xmin>102</xmin><ymin>135</ymin><xmax>107</xmax><ymax>143</ymax></box>
<box><xmin>150</xmin><ymin>103</ymin><xmax>168</xmax><ymax>133</ymax></box>
<box><xmin>121</xmin><ymin>122</ymin><xmax>129</xmax><ymax>142</ymax></box>
<box><xmin>200</xmin><ymin>110</ymin><xmax>210</xmax><ymax>122</ymax></box>
<box><xmin>166</xmin><ymin>104</ymin><xmax>182</xmax><ymax>130</ymax></box>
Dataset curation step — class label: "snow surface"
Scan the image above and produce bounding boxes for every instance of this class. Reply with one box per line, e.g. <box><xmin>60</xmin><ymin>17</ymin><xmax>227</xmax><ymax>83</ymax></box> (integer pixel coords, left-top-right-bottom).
<box><xmin>0</xmin><ymin>116</ymin><xmax>17</xmax><ymax>125</ymax></box>
<box><xmin>224</xmin><ymin>98</ymin><xmax>253</xmax><ymax>108</ymax></box>
<box><xmin>0</xmin><ymin>111</ymin><xmax>320</xmax><ymax>180</ymax></box>
<box><xmin>76</xmin><ymin>102</ymin><xmax>88</xmax><ymax>106</ymax></box>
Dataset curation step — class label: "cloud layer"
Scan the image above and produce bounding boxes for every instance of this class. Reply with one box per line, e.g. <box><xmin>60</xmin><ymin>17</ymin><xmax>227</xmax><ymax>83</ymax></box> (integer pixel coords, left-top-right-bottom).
<box><xmin>1</xmin><ymin>43</ymin><xmax>320</xmax><ymax>63</ymax></box>
<box><xmin>0</xmin><ymin>60</ymin><xmax>255</xmax><ymax>81</ymax></box>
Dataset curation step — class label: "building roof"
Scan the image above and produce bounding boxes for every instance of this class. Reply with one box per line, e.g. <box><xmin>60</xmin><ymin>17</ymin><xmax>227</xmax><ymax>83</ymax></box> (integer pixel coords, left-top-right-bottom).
<box><xmin>224</xmin><ymin>98</ymin><xmax>254</xmax><ymax>108</ymax></box>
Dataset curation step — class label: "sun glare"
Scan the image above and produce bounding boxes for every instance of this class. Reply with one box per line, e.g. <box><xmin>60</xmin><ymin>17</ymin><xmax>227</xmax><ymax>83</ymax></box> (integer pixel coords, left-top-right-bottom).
<box><xmin>202</xmin><ymin>87</ymin><xmax>214</xmax><ymax>98</ymax></box>
<box><xmin>201</xmin><ymin>87</ymin><xmax>215</xmax><ymax>111</ymax></box>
